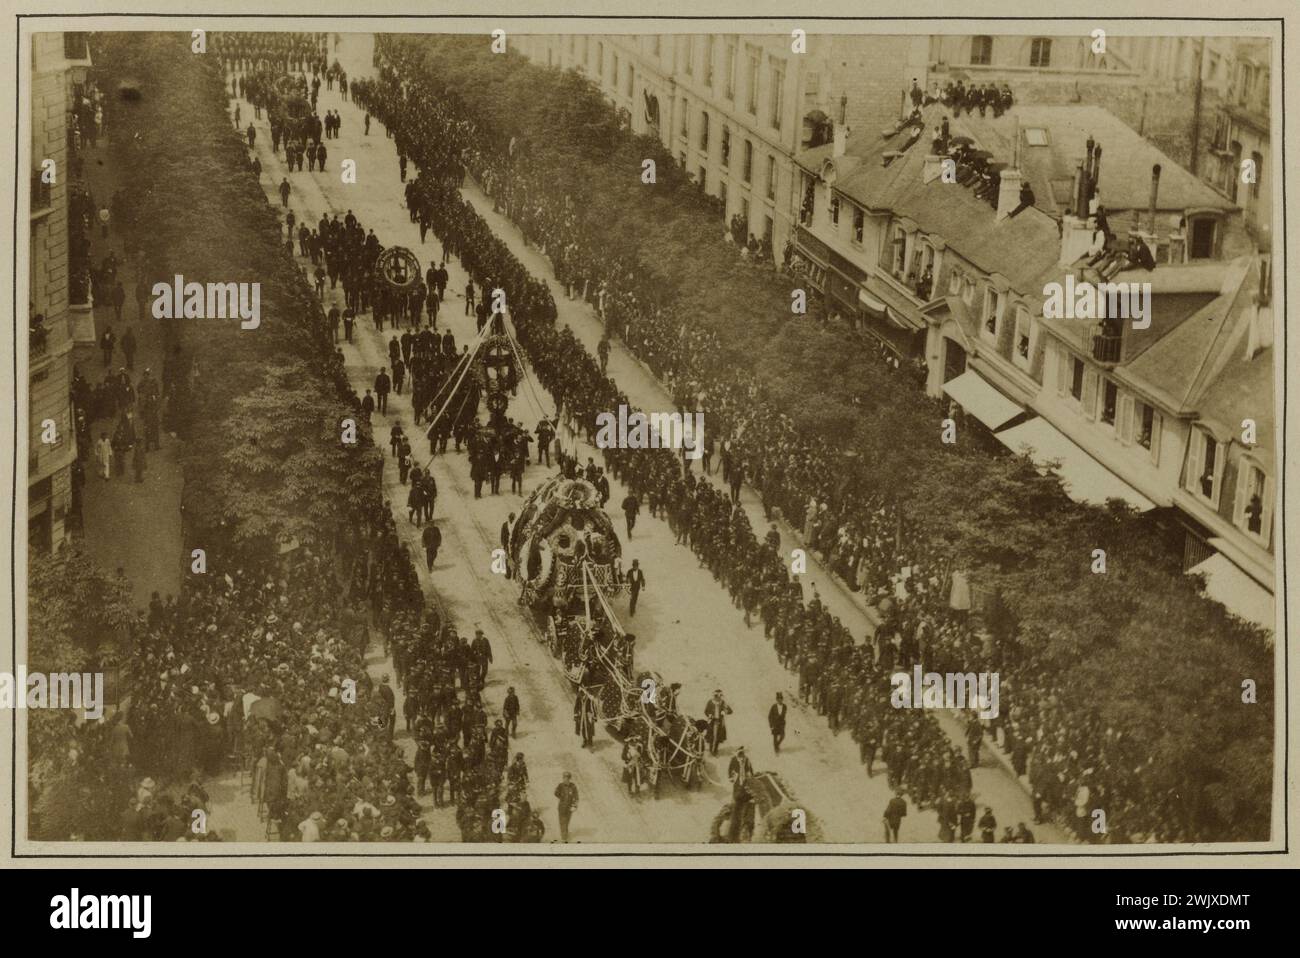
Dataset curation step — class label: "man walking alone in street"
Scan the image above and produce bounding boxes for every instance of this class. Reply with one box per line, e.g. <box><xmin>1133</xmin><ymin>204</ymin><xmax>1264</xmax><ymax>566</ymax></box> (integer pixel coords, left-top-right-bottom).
<box><xmin>555</xmin><ymin>772</ymin><xmax>578</xmax><ymax>843</ymax></box>
<box><xmin>422</xmin><ymin>522</ymin><xmax>441</xmax><ymax>571</ymax></box>
<box><xmin>768</xmin><ymin>692</ymin><xmax>787</xmax><ymax>753</ymax></box>
<box><xmin>627</xmin><ymin>559</ymin><xmax>646</xmax><ymax>616</ymax></box>
<box><xmin>622</xmin><ymin>493</ymin><xmax>640</xmax><ymax>539</ymax></box>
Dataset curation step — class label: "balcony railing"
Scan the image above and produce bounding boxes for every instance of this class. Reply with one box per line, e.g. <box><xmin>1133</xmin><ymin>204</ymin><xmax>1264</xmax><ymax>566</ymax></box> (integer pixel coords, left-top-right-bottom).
<box><xmin>30</xmin><ymin>326</ymin><xmax>50</xmax><ymax>358</ymax></box>
<box><xmin>1092</xmin><ymin>332</ymin><xmax>1123</xmax><ymax>364</ymax></box>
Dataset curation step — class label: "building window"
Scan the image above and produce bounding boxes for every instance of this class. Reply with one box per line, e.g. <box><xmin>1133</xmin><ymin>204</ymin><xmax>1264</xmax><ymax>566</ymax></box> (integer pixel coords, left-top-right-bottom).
<box><xmin>1100</xmin><ymin>378</ymin><xmax>1118</xmax><ymax>426</ymax></box>
<box><xmin>1188</xmin><ymin>216</ymin><xmax>1217</xmax><ymax>260</ymax></box>
<box><xmin>890</xmin><ymin>225</ymin><xmax>907</xmax><ymax>277</ymax></box>
<box><xmin>654</xmin><ymin>36</ymin><xmax>661</xmax><ymax>58</ymax></box>
<box><xmin>1070</xmin><ymin>356</ymin><xmax>1085</xmax><ymax>401</ymax></box>
<box><xmin>704</xmin><ymin>36</ymin><xmax>714</xmax><ymax>87</ymax></box>
<box><xmin>1250</xmin><ymin>151</ymin><xmax>1263</xmax><ymax>200</ymax></box>
<box><xmin>763</xmin><ymin>215</ymin><xmax>774</xmax><ymax>246</ymax></box>
<box><xmin>700</xmin><ymin>110</ymin><xmax>710</xmax><ymax>151</ymax></box>
<box><xmin>1131</xmin><ymin>399</ymin><xmax>1161</xmax><ymax>463</ymax></box>
<box><xmin>725</xmin><ymin>42</ymin><xmax>737</xmax><ymax>99</ymax></box>
<box><xmin>982</xmin><ymin>287</ymin><xmax>1003</xmax><ymax>339</ymax></box>
<box><xmin>770</xmin><ymin>62</ymin><xmax>785</xmax><ymax>130</ymax></box>
<box><xmin>746</xmin><ymin>47</ymin><xmax>760</xmax><ymax>114</ymax></box>
<box><xmin>852</xmin><ymin>206</ymin><xmax>864</xmax><ymax>244</ymax></box>
<box><xmin>971</xmin><ymin>36</ymin><xmax>993</xmax><ymax>66</ymax></box>
<box><xmin>684</xmin><ymin>37</ymin><xmax>694</xmax><ymax>76</ymax></box>
<box><xmin>597</xmin><ymin>42</ymin><xmax>604</xmax><ymax>76</ymax></box>
<box><xmin>766</xmin><ymin>155</ymin><xmax>777</xmax><ymax>200</ymax></box>
<box><xmin>680</xmin><ymin>99</ymin><xmax>690</xmax><ymax>138</ymax></box>
<box><xmin>948</xmin><ymin>266</ymin><xmax>963</xmax><ymax>296</ymax></box>
<box><xmin>829</xmin><ymin>195</ymin><xmax>840</xmax><ymax>226</ymax></box>
<box><xmin>626</xmin><ymin>63</ymin><xmax>635</xmax><ymax>98</ymax></box>
<box><xmin>1030</xmin><ymin>38</ymin><xmax>1052</xmax><ymax>68</ymax></box>
<box><xmin>743</xmin><ymin>139</ymin><xmax>753</xmax><ymax>182</ymax></box>
<box><xmin>612</xmin><ymin>54</ymin><xmax>619</xmax><ymax>86</ymax></box>
<box><xmin>721</xmin><ymin>126</ymin><xmax>731</xmax><ymax>167</ymax></box>
<box><xmin>1236</xmin><ymin>461</ymin><xmax>1271</xmax><ymax>541</ymax></box>
<box><xmin>1014</xmin><ymin>306</ymin><xmax>1031</xmax><ymax>363</ymax></box>
<box><xmin>1187</xmin><ymin>428</ymin><xmax>1223</xmax><ymax>505</ymax></box>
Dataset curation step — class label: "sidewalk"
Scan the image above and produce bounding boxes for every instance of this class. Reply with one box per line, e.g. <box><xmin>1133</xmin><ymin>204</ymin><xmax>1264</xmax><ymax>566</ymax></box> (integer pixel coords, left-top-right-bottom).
<box><xmin>72</xmin><ymin>128</ymin><xmax>183</xmax><ymax>610</ymax></box>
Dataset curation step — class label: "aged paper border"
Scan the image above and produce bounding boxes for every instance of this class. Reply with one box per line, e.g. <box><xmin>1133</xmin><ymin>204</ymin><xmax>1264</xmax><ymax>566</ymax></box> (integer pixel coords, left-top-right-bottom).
<box><xmin>0</xmin><ymin>0</ymin><xmax>1292</xmax><ymax>868</ymax></box>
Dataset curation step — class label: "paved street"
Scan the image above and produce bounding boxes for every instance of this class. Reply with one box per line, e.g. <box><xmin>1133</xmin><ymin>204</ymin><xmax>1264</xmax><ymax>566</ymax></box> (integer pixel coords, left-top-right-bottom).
<box><xmin>213</xmin><ymin>50</ymin><xmax>1062</xmax><ymax>844</ymax></box>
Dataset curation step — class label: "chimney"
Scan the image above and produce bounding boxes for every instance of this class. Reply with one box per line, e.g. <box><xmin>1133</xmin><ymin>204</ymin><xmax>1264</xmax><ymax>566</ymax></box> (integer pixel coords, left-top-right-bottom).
<box><xmin>996</xmin><ymin>168</ymin><xmax>1023</xmax><ymax>220</ymax></box>
<box><xmin>1147</xmin><ymin>164</ymin><xmax>1162</xmax><ymax>232</ymax></box>
<box><xmin>833</xmin><ymin>123</ymin><xmax>848</xmax><ymax>158</ymax></box>
<box><xmin>1089</xmin><ymin>146</ymin><xmax>1102</xmax><ymax>212</ymax></box>
<box><xmin>1132</xmin><ymin>163</ymin><xmax>1161</xmax><ymax>263</ymax></box>
<box><xmin>1245</xmin><ymin>257</ymin><xmax>1274</xmax><ymax>360</ymax></box>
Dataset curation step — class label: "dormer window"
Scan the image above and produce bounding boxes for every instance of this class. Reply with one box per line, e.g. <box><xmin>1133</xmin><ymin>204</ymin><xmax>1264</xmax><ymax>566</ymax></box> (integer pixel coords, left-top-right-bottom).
<box><xmin>1233</xmin><ymin>459</ymin><xmax>1273</xmax><ymax>547</ymax></box>
<box><xmin>1187</xmin><ymin>215</ymin><xmax>1218</xmax><ymax>260</ymax></box>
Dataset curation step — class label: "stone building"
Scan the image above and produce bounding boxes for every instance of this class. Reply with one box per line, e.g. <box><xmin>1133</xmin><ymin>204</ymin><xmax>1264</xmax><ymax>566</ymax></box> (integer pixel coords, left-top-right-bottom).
<box><xmin>27</xmin><ymin>32</ymin><xmax>91</xmax><ymax>552</ymax></box>
<box><xmin>513</xmin><ymin>33</ymin><xmax>928</xmax><ymax>263</ymax></box>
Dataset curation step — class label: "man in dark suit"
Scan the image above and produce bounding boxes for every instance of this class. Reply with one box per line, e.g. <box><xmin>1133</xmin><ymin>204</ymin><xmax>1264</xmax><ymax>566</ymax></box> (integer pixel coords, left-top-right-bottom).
<box><xmin>626</xmin><ymin>560</ymin><xmax>646</xmax><ymax>616</ymax></box>
<box><xmin>422</xmin><ymin>522</ymin><xmax>441</xmax><ymax>571</ymax></box>
<box><xmin>500</xmin><ymin>513</ymin><xmax>515</xmax><ymax>578</ymax></box>
<box><xmin>471</xmin><ymin>628</ymin><xmax>493</xmax><ymax>690</ymax></box>
<box><xmin>884</xmin><ymin>796</ymin><xmax>907</xmax><ymax>842</ymax></box>
<box><xmin>768</xmin><ymin>692</ymin><xmax>788</xmax><ymax>753</ymax></box>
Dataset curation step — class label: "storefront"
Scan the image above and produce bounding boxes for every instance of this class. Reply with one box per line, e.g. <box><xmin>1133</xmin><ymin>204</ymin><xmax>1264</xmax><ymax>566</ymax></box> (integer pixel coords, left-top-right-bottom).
<box><xmin>794</xmin><ymin>226</ymin><xmax>926</xmax><ymax>360</ymax></box>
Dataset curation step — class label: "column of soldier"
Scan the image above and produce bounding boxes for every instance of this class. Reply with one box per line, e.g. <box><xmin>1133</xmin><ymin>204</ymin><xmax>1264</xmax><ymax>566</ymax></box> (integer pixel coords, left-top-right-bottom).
<box><xmin>211</xmin><ymin>31</ymin><xmax>331</xmax><ymax>75</ymax></box>
<box><xmin>353</xmin><ymin>39</ymin><xmax>1166</xmax><ymax>841</ymax></box>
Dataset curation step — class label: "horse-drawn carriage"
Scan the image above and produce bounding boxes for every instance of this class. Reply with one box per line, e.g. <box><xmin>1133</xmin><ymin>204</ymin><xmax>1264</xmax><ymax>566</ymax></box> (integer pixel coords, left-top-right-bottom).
<box><xmin>509</xmin><ymin>474</ymin><xmax>623</xmax><ymax>612</ymax></box>
<box><xmin>507</xmin><ymin>479</ymin><xmax>706</xmax><ymax>794</ymax></box>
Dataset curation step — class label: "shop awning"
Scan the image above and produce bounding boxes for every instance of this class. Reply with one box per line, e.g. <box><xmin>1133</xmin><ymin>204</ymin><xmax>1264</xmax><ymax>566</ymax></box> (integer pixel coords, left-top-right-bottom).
<box><xmin>858</xmin><ymin>288</ymin><xmax>888</xmax><ymax>313</ymax></box>
<box><xmin>1187</xmin><ymin>552</ymin><xmax>1275</xmax><ymax>632</ymax></box>
<box><xmin>994</xmin><ymin>417</ymin><xmax>1157</xmax><ymax>511</ymax></box>
<box><xmin>942</xmin><ymin>371</ymin><xmax>1023</xmax><ymax>430</ymax></box>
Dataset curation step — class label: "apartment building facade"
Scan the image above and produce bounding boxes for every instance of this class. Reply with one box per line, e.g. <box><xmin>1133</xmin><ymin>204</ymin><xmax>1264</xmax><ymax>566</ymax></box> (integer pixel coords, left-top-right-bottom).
<box><xmin>1203</xmin><ymin>40</ymin><xmax>1271</xmax><ymax>242</ymax></box>
<box><xmin>514</xmin><ymin>33</ymin><xmax>927</xmax><ymax>263</ymax></box>
<box><xmin>28</xmin><ymin>32</ymin><xmax>91</xmax><ymax>553</ymax></box>
<box><xmin>793</xmin><ymin>102</ymin><xmax>1273</xmax><ymax>630</ymax></box>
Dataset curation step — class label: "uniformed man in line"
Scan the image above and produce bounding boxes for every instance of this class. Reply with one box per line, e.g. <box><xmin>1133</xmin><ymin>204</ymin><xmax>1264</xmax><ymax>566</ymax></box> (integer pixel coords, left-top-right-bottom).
<box><xmin>376</xmin><ymin>674</ymin><xmax>396</xmax><ymax>741</ymax></box>
<box><xmin>471</xmin><ymin>628</ymin><xmax>493</xmax><ymax>689</ymax></box>
<box><xmin>502</xmin><ymin>686</ymin><xmax>521</xmax><ymax>737</ymax></box>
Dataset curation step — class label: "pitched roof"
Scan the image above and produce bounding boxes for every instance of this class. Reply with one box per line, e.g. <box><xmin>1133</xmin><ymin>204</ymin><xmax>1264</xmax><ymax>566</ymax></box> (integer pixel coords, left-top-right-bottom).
<box><xmin>1119</xmin><ymin>256</ymin><xmax>1266</xmax><ymax>428</ymax></box>
<box><xmin>798</xmin><ymin>103</ymin><xmax>1237</xmax><ymax>294</ymax></box>
<box><xmin>955</xmin><ymin>104</ymin><xmax>1237</xmax><ymax>217</ymax></box>
<box><xmin>799</xmin><ymin>109</ymin><xmax>1063</xmax><ymax>295</ymax></box>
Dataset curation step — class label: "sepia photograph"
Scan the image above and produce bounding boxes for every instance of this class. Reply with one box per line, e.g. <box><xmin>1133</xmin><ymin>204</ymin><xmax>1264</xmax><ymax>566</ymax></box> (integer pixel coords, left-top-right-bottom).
<box><xmin>1</xmin><ymin>3</ymin><xmax>1290</xmax><ymax>889</ymax></box>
